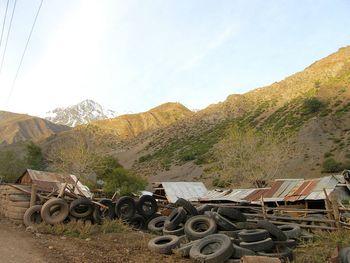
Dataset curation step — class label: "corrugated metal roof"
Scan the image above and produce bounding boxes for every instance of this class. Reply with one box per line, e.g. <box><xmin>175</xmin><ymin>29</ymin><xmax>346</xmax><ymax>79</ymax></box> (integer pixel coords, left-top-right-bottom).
<box><xmin>17</xmin><ymin>169</ymin><xmax>92</xmax><ymax>198</ymax></box>
<box><xmin>156</xmin><ymin>182</ymin><xmax>208</xmax><ymax>203</ymax></box>
<box><xmin>198</xmin><ymin>189</ymin><xmax>259</xmax><ymax>203</ymax></box>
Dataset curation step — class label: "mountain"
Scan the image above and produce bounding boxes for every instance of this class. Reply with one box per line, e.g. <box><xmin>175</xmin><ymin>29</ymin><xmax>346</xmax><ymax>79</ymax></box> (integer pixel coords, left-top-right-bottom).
<box><xmin>0</xmin><ymin>111</ymin><xmax>70</xmax><ymax>145</ymax></box>
<box><xmin>45</xmin><ymin>99</ymin><xmax>117</xmax><ymax>127</ymax></box>
<box><xmin>113</xmin><ymin>46</ymin><xmax>350</xmax><ymax>183</ymax></box>
<box><xmin>91</xmin><ymin>102</ymin><xmax>194</xmax><ymax>139</ymax></box>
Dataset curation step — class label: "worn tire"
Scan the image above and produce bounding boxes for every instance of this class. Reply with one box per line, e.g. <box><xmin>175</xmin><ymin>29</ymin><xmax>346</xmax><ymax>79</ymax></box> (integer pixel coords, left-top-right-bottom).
<box><xmin>163</xmin><ymin>225</ymin><xmax>185</xmax><ymax>236</ymax></box>
<box><xmin>148</xmin><ymin>235</ymin><xmax>180</xmax><ymax>254</ymax></box>
<box><xmin>257</xmin><ymin>247</ymin><xmax>294</xmax><ymax>261</ymax></box>
<box><xmin>41</xmin><ymin>198</ymin><xmax>69</xmax><ymax>224</ymax></box>
<box><xmin>236</xmin><ymin>222</ymin><xmax>258</xmax><ymax>230</ymax></box>
<box><xmin>231</xmin><ymin>243</ymin><xmax>256</xmax><ymax>259</ymax></box>
<box><xmin>23</xmin><ymin>205</ymin><xmax>42</xmax><ymax>227</ymax></box>
<box><xmin>217</xmin><ymin>207</ymin><xmax>246</xmax><ymax>222</ymax></box>
<box><xmin>115</xmin><ymin>196</ymin><xmax>136</xmax><ymax>220</ymax></box>
<box><xmin>189</xmin><ymin>234</ymin><xmax>233</xmax><ymax>263</ymax></box>
<box><xmin>137</xmin><ymin>195</ymin><xmax>158</xmax><ymax>218</ymax></box>
<box><xmin>278</xmin><ymin>224</ymin><xmax>302</xmax><ymax>239</ymax></box>
<box><xmin>99</xmin><ymin>199</ymin><xmax>115</xmax><ymax>219</ymax></box>
<box><xmin>175</xmin><ymin>240</ymin><xmax>197</xmax><ymax>258</ymax></box>
<box><xmin>184</xmin><ymin>215</ymin><xmax>217</xmax><ymax>240</ymax></box>
<box><xmin>148</xmin><ymin>216</ymin><xmax>167</xmax><ymax>233</ymax></box>
<box><xmin>256</xmin><ymin>220</ymin><xmax>287</xmax><ymax>241</ymax></box>
<box><xmin>92</xmin><ymin>205</ymin><xmax>103</xmax><ymax>224</ymax></box>
<box><xmin>207</xmin><ymin>211</ymin><xmax>237</xmax><ymax>231</ymax></box>
<box><xmin>238</xmin><ymin>229</ymin><xmax>269</xmax><ymax>242</ymax></box>
<box><xmin>218</xmin><ymin>230</ymin><xmax>241</xmax><ymax>239</ymax></box>
<box><xmin>274</xmin><ymin>239</ymin><xmax>297</xmax><ymax>249</ymax></box>
<box><xmin>129</xmin><ymin>214</ymin><xmax>146</xmax><ymax>230</ymax></box>
<box><xmin>175</xmin><ymin>198</ymin><xmax>198</xmax><ymax>216</ymax></box>
<box><xmin>70</xmin><ymin>198</ymin><xmax>93</xmax><ymax>218</ymax></box>
<box><xmin>196</xmin><ymin>204</ymin><xmax>215</xmax><ymax>215</ymax></box>
<box><xmin>240</xmin><ymin>237</ymin><xmax>274</xmax><ymax>252</ymax></box>
<box><xmin>9</xmin><ymin>195</ymin><xmax>30</xmax><ymax>202</ymax></box>
<box><xmin>164</xmin><ymin>207</ymin><xmax>187</xmax><ymax>231</ymax></box>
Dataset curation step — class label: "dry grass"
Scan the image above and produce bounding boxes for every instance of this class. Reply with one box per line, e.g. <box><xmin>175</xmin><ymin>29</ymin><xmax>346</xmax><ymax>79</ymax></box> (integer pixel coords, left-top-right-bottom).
<box><xmin>294</xmin><ymin>230</ymin><xmax>350</xmax><ymax>263</ymax></box>
<box><xmin>36</xmin><ymin>219</ymin><xmax>130</xmax><ymax>239</ymax></box>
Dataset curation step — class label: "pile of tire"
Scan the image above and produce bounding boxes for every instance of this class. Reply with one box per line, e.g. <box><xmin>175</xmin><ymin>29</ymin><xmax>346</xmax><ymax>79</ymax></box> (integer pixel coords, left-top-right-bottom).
<box><xmin>0</xmin><ymin>184</ymin><xmax>31</xmax><ymax>224</ymax></box>
<box><xmin>148</xmin><ymin>202</ymin><xmax>303</xmax><ymax>263</ymax></box>
<box><xmin>22</xmin><ymin>194</ymin><xmax>159</xmax><ymax>229</ymax></box>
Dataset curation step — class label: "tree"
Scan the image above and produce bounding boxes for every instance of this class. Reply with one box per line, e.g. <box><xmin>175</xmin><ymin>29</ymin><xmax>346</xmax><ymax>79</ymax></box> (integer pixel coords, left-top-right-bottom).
<box><xmin>0</xmin><ymin>150</ymin><xmax>26</xmax><ymax>183</ymax></box>
<box><xmin>103</xmin><ymin>167</ymin><xmax>146</xmax><ymax>196</ymax></box>
<box><xmin>214</xmin><ymin>125</ymin><xmax>294</xmax><ymax>188</ymax></box>
<box><xmin>45</xmin><ymin>125</ymin><xmax>119</xmax><ymax>182</ymax></box>
<box><xmin>25</xmin><ymin>142</ymin><xmax>46</xmax><ymax>170</ymax></box>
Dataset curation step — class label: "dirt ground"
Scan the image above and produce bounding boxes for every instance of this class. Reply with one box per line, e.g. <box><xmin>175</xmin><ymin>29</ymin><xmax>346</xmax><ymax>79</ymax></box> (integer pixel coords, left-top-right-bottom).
<box><xmin>0</xmin><ymin>217</ymin><xmax>189</xmax><ymax>263</ymax></box>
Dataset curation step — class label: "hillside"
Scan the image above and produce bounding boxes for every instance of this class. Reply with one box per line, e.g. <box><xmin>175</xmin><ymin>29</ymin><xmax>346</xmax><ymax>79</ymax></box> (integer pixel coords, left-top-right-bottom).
<box><xmin>45</xmin><ymin>99</ymin><xmax>116</xmax><ymax>127</ymax></box>
<box><xmin>91</xmin><ymin>102</ymin><xmax>194</xmax><ymax>139</ymax></box>
<box><xmin>0</xmin><ymin>111</ymin><xmax>71</xmax><ymax>145</ymax></box>
<box><xmin>115</xmin><ymin>46</ymin><xmax>350</xmax><ymax>184</ymax></box>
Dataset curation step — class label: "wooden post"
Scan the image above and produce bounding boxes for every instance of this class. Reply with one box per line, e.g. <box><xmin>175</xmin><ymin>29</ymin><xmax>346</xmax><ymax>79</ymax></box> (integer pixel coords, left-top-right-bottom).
<box><xmin>330</xmin><ymin>193</ymin><xmax>341</xmax><ymax>230</ymax></box>
<box><xmin>111</xmin><ymin>191</ymin><xmax>118</xmax><ymax>202</ymax></box>
<box><xmin>30</xmin><ymin>184</ymin><xmax>37</xmax><ymax>207</ymax></box>
<box><xmin>260</xmin><ymin>195</ymin><xmax>267</xmax><ymax>219</ymax></box>
<box><xmin>58</xmin><ymin>183</ymin><xmax>67</xmax><ymax>198</ymax></box>
<box><xmin>323</xmin><ymin>188</ymin><xmax>335</xmax><ymax>227</ymax></box>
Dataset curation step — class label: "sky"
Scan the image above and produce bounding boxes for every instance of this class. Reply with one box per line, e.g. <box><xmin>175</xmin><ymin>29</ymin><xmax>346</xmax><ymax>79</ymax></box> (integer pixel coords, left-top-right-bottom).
<box><xmin>0</xmin><ymin>0</ymin><xmax>350</xmax><ymax>117</ymax></box>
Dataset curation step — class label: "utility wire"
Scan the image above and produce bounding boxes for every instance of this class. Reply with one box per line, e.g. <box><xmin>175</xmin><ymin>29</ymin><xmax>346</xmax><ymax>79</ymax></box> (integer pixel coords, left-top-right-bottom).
<box><xmin>0</xmin><ymin>0</ymin><xmax>10</xmax><ymax>51</ymax></box>
<box><xmin>6</xmin><ymin>0</ymin><xmax>44</xmax><ymax>107</ymax></box>
<box><xmin>0</xmin><ymin>0</ymin><xmax>16</xmax><ymax>75</ymax></box>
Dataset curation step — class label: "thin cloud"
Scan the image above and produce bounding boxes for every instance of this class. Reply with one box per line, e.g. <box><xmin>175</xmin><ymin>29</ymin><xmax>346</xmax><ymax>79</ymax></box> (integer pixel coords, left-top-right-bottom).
<box><xmin>177</xmin><ymin>25</ymin><xmax>239</xmax><ymax>72</ymax></box>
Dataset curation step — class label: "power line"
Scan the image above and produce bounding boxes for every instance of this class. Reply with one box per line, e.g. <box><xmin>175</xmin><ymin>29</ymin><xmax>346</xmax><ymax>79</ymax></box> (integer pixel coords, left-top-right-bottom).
<box><xmin>0</xmin><ymin>0</ymin><xmax>16</xmax><ymax>75</ymax></box>
<box><xmin>6</xmin><ymin>0</ymin><xmax>44</xmax><ymax>107</ymax></box>
<box><xmin>0</xmin><ymin>0</ymin><xmax>10</xmax><ymax>51</ymax></box>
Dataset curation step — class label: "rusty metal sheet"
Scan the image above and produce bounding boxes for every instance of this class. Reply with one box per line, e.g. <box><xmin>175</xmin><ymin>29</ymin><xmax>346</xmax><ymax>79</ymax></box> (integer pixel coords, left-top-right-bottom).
<box><xmin>263</xmin><ymin>180</ymin><xmax>284</xmax><ymax>198</ymax></box>
<box><xmin>300</xmin><ymin>179</ymin><xmax>319</xmax><ymax>196</ymax></box>
<box><xmin>244</xmin><ymin>189</ymin><xmax>270</xmax><ymax>202</ymax></box>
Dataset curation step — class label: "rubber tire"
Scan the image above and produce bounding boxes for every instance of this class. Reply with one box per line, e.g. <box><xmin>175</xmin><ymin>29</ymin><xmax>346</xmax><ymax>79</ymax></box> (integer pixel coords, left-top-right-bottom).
<box><xmin>163</xmin><ymin>225</ymin><xmax>185</xmax><ymax>236</ymax></box>
<box><xmin>339</xmin><ymin>247</ymin><xmax>350</xmax><ymax>263</ymax></box>
<box><xmin>196</xmin><ymin>204</ymin><xmax>215</xmax><ymax>215</ymax></box>
<box><xmin>240</xmin><ymin>237</ymin><xmax>274</xmax><ymax>252</ymax></box>
<box><xmin>218</xmin><ymin>230</ymin><xmax>241</xmax><ymax>239</ymax></box>
<box><xmin>175</xmin><ymin>240</ymin><xmax>197</xmax><ymax>258</ymax></box>
<box><xmin>236</xmin><ymin>221</ymin><xmax>258</xmax><ymax>230</ymax></box>
<box><xmin>164</xmin><ymin>207</ymin><xmax>187</xmax><ymax>231</ymax></box>
<box><xmin>189</xmin><ymin>234</ymin><xmax>234</xmax><ymax>263</ymax></box>
<box><xmin>256</xmin><ymin>220</ymin><xmax>287</xmax><ymax>241</ymax></box>
<box><xmin>41</xmin><ymin>198</ymin><xmax>69</xmax><ymax>224</ymax></box>
<box><xmin>148</xmin><ymin>235</ymin><xmax>180</xmax><ymax>254</ymax></box>
<box><xmin>70</xmin><ymin>198</ymin><xmax>93</xmax><ymax>218</ymax></box>
<box><xmin>137</xmin><ymin>195</ymin><xmax>158</xmax><ymax>218</ymax></box>
<box><xmin>238</xmin><ymin>229</ymin><xmax>269</xmax><ymax>242</ymax></box>
<box><xmin>99</xmin><ymin>199</ymin><xmax>115</xmax><ymax>219</ymax></box>
<box><xmin>23</xmin><ymin>205</ymin><xmax>42</xmax><ymax>227</ymax></box>
<box><xmin>257</xmin><ymin>247</ymin><xmax>294</xmax><ymax>261</ymax></box>
<box><xmin>115</xmin><ymin>196</ymin><xmax>136</xmax><ymax>220</ymax></box>
<box><xmin>231</xmin><ymin>243</ymin><xmax>256</xmax><ymax>259</ymax></box>
<box><xmin>92</xmin><ymin>205</ymin><xmax>103</xmax><ymax>224</ymax></box>
<box><xmin>148</xmin><ymin>216</ymin><xmax>167</xmax><ymax>233</ymax></box>
<box><xmin>208</xmin><ymin>212</ymin><xmax>237</xmax><ymax>231</ymax></box>
<box><xmin>9</xmin><ymin>195</ymin><xmax>30</xmax><ymax>202</ymax></box>
<box><xmin>274</xmin><ymin>239</ymin><xmax>297</xmax><ymax>249</ymax></box>
<box><xmin>184</xmin><ymin>215</ymin><xmax>217</xmax><ymax>240</ymax></box>
<box><xmin>278</xmin><ymin>224</ymin><xmax>302</xmax><ymax>239</ymax></box>
<box><xmin>217</xmin><ymin>207</ymin><xmax>246</xmax><ymax>222</ymax></box>
<box><xmin>175</xmin><ymin>198</ymin><xmax>198</xmax><ymax>216</ymax></box>
<box><xmin>129</xmin><ymin>214</ymin><xmax>146</xmax><ymax>230</ymax></box>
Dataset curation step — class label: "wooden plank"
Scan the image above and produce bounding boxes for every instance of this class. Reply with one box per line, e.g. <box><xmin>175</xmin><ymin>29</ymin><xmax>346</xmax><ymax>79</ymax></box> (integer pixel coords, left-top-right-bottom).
<box><xmin>30</xmin><ymin>184</ymin><xmax>37</xmax><ymax>207</ymax></box>
<box><xmin>331</xmin><ymin>193</ymin><xmax>341</xmax><ymax>230</ymax></box>
<box><xmin>243</xmin><ymin>213</ymin><xmax>335</xmax><ymax>223</ymax></box>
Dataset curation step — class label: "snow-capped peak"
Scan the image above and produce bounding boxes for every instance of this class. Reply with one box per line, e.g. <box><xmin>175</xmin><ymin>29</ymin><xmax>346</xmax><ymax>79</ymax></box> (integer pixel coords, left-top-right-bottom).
<box><xmin>45</xmin><ymin>99</ymin><xmax>117</xmax><ymax>127</ymax></box>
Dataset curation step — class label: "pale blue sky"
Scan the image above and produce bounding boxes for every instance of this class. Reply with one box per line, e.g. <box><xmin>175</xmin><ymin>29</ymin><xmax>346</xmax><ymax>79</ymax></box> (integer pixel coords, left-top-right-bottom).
<box><xmin>0</xmin><ymin>0</ymin><xmax>350</xmax><ymax>116</ymax></box>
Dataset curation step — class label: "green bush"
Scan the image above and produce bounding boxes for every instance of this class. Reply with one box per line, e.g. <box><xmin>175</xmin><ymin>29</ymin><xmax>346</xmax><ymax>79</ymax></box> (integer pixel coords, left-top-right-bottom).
<box><xmin>322</xmin><ymin>158</ymin><xmax>343</xmax><ymax>173</ymax></box>
<box><xmin>303</xmin><ymin>98</ymin><xmax>325</xmax><ymax>114</ymax></box>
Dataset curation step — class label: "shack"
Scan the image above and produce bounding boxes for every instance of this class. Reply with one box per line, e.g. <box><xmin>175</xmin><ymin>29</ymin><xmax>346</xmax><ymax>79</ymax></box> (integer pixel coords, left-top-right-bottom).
<box><xmin>16</xmin><ymin>169</ymin><xmax>92</xmax><ymax>198</ymax></box>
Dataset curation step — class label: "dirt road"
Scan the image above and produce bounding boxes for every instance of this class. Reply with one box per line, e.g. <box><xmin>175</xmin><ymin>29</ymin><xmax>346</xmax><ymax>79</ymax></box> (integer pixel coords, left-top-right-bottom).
<box><xmin>0</xmin><ymin>217</ymin><xmax>189</xmax><ymax>263</ymax></box>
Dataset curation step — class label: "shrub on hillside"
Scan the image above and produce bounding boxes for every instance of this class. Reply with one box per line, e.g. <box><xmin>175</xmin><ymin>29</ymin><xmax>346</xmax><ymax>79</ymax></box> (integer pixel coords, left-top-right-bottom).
<box><xmin>303</xmin><ymin>97</ymin><xmax>325</xmax><ymax>114</ymax></box>
<box><xmin>322</xmin><ymin>158</ymin><xmax>343</xmax><ymax>173</ymax></box>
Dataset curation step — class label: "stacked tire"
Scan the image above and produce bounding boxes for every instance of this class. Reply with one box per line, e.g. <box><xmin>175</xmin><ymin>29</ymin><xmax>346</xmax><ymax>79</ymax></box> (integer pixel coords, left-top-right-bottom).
<box><xmin>0</xmin><ymin>184</ymin><xmax>31</xmax><ymax>224</ymax></box>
